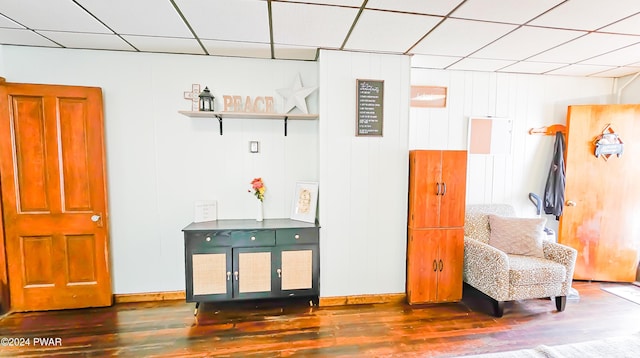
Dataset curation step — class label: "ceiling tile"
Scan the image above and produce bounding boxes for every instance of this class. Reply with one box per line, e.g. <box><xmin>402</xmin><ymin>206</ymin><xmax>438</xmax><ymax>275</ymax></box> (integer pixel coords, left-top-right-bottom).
<box><xmin>529</xmin><ymin>0</ymin><xmax>640</xmax><ymax>31</ymax></box>
<box><xmin>447</xmin><ymin>58</ymin><xmax>516</xmax><ymax>72</ymax></box>
<box><xmin>599</xmin><ymin>13</ymin><xmax>640</xmax><ymax>36</ymax></box>
<box><xmin>498</xmin><ymin>61</ymin><xmax>566</xmax><ymax>74</ymax></box>
<box><xmin>345</xmin><ymin>10</ymin><xmax>441</xmax><ymax>53</ymax></box>
<box><xmin>38</xmin><ymin>31</ymin><xmax>136</xmax><ymax>51</ymax></box>
<box><xmin>411</xmin><ymin>54</ymin><xmax>461</xmax><ymax>69</ymax></box>
<box><xmin>122</xmin><ymin>35</ymin><xmax>205</xmax><ymax>55</ymax></box>
<box><xmin>410</xmin><ymin>18</ymin><xmax>517</xmax><ymax>57</ymax></box>
<box><xmin>451</xmin><ymin>0</ymin><xmax>563</xmax><ymax>24</ymax></box>
<box><xmin>272</xmin><ymin>2</ymin><xmax>358</xmax><ymax>48</ymax></box>
<box><xmin>0</xmin><ymin>14</ymin><xmax>24</xmax><ymax>28</ymax></box>
<box><xmin>590</xmin><ymin>67</ymin><xmax>640</xmax><ymax>78</ymax></box>
<box><xmin>366</xmin><ymin>0</ymin><xmax>464</xmax><ymax>16</ymax></box>
<box><xmin>0</xmin><ymin>28</ymin><xmax>60</xmax><ymax>47</ymax></box>
<box><xmin>546</xmin><ymin>64</ymin><xmax>615</xmax><ymax>77</ymax></box>
<box><xmin>529</xmin><ymin>33</ymin><xmax>640</xmax><ymax>63</ymax></box>
<box><xmin>0</xmin><ymin>0</ymin><xmax>110</xmax><ymax>33</ymax></box>
<box><xmin>202</xmin><ymin>39</ymin><xmax>271</xmax><ymax>59</ymax></box>
<box><xmin>580</xmin><ymin>43</ymin><xmax>640</xmax><ymax>66</ymax></box>
<box><xmin>76</xmin><ymin>0</ymin><xmax>191</xmax><ymax>38</ymax></box>
<box><xmin>473</xmin><ymin>26</ymin><xmax>585</xmax><ymax>60</ymax></box>
<box><xmin>175</xmin><ymin>0</ymin><xmax>270</xmax><ymax>43</ymax></box>
<box><xmin>276</xmin><ymin>0</ymin><xmax>362</xmax><ymax>6</ymax></box>
<box><xmin>274</xmin><ymin>44</ymin><xmax>318</xmax><ymax>60</ymax></box>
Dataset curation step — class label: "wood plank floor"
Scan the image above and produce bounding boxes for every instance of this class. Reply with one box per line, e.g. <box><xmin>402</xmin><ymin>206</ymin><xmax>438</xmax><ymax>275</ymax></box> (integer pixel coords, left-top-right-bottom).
<box><xmin>1</xmin><ymin>281</ymin><xmax>639</xmax><ymax>357</ymax></box>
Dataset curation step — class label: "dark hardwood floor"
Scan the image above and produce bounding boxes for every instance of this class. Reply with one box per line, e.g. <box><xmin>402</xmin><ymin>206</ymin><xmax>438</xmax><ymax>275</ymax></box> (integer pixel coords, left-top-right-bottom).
<box><xmin>1</xmin><ymin>281</ymin><xmax>639</xmax><ymax>357</ymax></box>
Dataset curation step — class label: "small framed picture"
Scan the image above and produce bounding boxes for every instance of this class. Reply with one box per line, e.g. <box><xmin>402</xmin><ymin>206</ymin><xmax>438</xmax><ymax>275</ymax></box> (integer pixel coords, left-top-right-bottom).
<box><xmin>290</xmin><ymin>181</ymin><xmax>318</xmax><ymax>223</ymax></box>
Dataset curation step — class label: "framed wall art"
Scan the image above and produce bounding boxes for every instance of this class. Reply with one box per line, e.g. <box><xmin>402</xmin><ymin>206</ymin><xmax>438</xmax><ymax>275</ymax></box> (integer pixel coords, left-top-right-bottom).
<box><xmin>290</xmin><ymin>181</ymin><xmax>318</xmax><ymax>223</ymax></box>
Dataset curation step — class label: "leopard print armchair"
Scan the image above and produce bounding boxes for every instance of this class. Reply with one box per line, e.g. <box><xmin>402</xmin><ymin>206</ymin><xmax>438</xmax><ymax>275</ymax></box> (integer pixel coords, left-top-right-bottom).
<box><xmin>463</xmin><ymin>204</ymin><xmax>577</xmax><ymax>317</ymax></box>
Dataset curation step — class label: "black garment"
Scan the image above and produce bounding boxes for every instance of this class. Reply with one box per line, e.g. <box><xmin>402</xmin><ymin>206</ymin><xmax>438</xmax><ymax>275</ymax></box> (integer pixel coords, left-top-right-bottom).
<box><xmin>544</xmin><ymin>131</ymin><xmax>566</xmax><ymax>219</ymax></box>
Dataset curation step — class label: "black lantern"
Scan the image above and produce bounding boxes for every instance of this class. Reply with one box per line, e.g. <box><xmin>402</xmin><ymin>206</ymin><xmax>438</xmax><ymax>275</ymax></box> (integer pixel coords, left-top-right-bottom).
<box><xmin>198</xmin><ymin>86</ymin><xmax>215</xmax><ymax>111</ymax></box>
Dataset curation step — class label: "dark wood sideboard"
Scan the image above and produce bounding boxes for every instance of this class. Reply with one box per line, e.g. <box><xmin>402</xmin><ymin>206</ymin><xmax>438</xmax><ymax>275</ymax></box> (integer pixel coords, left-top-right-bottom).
<box><xmin>183</xmin><ymin>219</ymin><xmax>320</xmax><ymax>315</ymax></box>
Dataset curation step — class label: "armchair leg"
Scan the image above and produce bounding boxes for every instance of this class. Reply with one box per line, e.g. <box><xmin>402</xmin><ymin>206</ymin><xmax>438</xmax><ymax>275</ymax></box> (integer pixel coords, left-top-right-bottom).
<box><xmin>555</xmin><ymin>296</ymin><xmax>567</xmax><ymax>312</ymax></box>
<box><xmin>493</xmin><ymin>300</ymin><xmax>505</xmax><ymax>317</ymax></box>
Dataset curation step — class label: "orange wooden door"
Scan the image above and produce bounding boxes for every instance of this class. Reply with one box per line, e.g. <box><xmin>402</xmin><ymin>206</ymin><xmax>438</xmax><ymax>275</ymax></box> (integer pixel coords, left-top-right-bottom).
<box><xmin>439</xmin><ymin>151</ymin><xmax>467</xmax><ymax>228</ymax></box>
<box><xmin>408</xmin><ymin>150</ymin><xmax>442</xmax><ymax>228</ymax></box>
<box><xmin>559</xmin><ymin>104</ymin><xmax>640</xmax><ymax>282</ymax></box>
<box><xmin>0</xmin><ymin>82</ymin><xmax>112</xmax><ymax>311</ymax></box>
<box><xmin>435</xmin><ymin>228</ymin><xmax>464</xmax><ymax>302</ymax></box>
<box><xmin>406</xmin><ymin>229</ymin><xmax>439</xmax><ymax>303</ymax></box>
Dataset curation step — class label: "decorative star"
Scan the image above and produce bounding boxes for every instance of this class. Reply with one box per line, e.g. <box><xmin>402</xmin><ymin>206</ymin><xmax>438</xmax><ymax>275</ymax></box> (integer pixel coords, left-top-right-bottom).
<box><xmin>276</xmin><ymin>74</ymin><xmax>317</xmax><ymax>114</ymax></box>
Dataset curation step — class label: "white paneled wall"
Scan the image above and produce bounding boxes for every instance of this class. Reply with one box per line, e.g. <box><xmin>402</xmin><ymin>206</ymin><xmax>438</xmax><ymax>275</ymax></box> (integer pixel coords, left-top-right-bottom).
<box><xmin>1</xmin><ymin>45</ymin><xmax>318</xmax><ymax>294</ymax></box>
<box><xmin>318</xmin><ymin>50</ymin><xmax>410</xmax><ymax>297</ymax></box>
<box><xmin>411</xmin><ymin>69</ymin><xmax>614</xmax><ymax>226</ymax></box>
<box><xmin>618</xmin><ymin>71</ymin><xmax>640</xmax><ymax>103</ymax></box>
<box><xmin>1</xmin><ymin>43</ymin><xmax>633</xmax><ymax>298</ymax></box>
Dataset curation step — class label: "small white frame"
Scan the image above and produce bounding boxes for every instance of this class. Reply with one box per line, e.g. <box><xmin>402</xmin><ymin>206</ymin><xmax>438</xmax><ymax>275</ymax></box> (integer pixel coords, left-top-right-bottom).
<box><xmin>290</xmin><ymin>181</ymin><xmax>318</xmax><ymax>223</ymax></box>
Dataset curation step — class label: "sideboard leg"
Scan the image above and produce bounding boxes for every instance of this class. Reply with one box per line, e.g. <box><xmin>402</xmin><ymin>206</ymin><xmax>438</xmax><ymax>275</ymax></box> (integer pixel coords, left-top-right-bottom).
<box><xmin>193</xmin><ymin>302</ymin><xmax>200</xmax><ymax>316</ymax></box>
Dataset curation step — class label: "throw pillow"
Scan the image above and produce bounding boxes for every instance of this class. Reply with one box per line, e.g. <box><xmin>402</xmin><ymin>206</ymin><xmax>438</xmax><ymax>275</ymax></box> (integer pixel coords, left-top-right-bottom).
<box><xmin>488</xmin><ymin>215</ymin><xmax>546</xmax><ymax>258</ymax></box>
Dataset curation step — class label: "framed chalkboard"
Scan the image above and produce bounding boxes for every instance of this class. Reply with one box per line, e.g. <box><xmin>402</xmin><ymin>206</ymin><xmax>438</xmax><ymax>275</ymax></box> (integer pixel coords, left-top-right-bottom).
<box><xmin>356</xmin><ymin>79</ymin><xmax>384</xmax><ymax>136</ymax></box>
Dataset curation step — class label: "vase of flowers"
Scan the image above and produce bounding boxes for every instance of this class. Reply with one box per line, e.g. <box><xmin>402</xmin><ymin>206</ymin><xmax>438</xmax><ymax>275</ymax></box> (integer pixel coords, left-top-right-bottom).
<box><xmin>249</xmin><ymin>177</ymin><xmax>266</xmax><ymax>222</ymax></box>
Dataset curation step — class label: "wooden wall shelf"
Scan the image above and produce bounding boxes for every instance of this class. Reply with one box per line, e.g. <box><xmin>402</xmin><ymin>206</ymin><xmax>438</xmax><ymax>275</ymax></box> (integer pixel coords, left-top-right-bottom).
<box><xmin>178</xmin><ymin>111</ymin><xmax>318</xmax><ymax>136</ymax></box>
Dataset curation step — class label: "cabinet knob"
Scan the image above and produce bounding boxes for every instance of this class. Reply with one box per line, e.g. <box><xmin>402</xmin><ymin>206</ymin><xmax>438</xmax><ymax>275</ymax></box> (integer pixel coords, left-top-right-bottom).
<box><xmin>227</xmin><ymin>272</ymin><xmax>231</xmax><ymax>281</ymax></box>
<box><xmin>277</xmin><ymin>268</ymin><xmax>282</xmax><ymax>278</ymax></box>
<box><xmin>206</xmin><ymin>237</ymin><xmax>211</xmax><ymax>242</ymax></box>
<box><xmin>294</xmin><ymin>234</ymin><xmax>300</xmax><ymax>239</ymax></box>
<box><xmin>251</xmin><ymin>236</ymin><xmax>256</xmax><ymax>241</ymax></box>
<box><xmin>234</xmin><ymin>271</ymin><xmax>239</xmax><ymax>280</ymax></box>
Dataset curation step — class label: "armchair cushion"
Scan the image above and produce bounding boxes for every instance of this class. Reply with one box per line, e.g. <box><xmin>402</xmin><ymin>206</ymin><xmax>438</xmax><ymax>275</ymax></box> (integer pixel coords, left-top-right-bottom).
<box><xmin>488</xmin><ymin>215</ymin><xmax>546</xmax><ymax>258</ymax></box>
<box><xmin>508</xmin><ymin>255</ymin><xmax>566</xmax><ymax>286</ymax></box>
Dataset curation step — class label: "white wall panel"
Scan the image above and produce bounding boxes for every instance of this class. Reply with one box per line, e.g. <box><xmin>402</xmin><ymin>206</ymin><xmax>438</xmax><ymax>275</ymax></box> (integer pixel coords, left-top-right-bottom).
<box><xmin>410</xmin><ymin>68</ymin><xmax>614</xmax><ymax>228</ymax></box>
<box><xmin>1</xmin><ymin>45</ymin><xmax>318</xmax><ymax>294</ymax></box>
<box><xmin>319</xmin><ymin>50</ymin><xmax>410</xmax><ymax>297</ymax></box>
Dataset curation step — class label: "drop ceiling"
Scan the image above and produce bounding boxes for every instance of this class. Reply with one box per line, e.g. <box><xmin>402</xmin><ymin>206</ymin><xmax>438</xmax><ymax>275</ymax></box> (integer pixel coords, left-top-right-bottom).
<box><xmin>2</xmin><ymin>0</ymin><xmax>640</xmax><ymax>78</ymax></box>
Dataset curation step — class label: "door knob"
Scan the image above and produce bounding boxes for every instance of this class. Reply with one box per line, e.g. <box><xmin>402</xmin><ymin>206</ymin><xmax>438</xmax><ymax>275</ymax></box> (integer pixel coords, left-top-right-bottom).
<box><xmin>566</xmin><ymin>200</ymin><xmax>577</xmax><ymax>207</ymax></box>
<box><xmin>91</xmin><ymin>214</ymin><xmax>101</xmax><ymax>222</ymax></box>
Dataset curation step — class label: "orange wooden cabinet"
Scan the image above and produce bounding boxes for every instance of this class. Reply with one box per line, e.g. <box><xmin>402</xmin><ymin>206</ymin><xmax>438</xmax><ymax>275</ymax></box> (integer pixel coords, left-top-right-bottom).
<box><xmin>408</xmin><ymin>150</ymin><xmax>467</xmax><ymax>229</ymax></box>
<box><xmin>407</xmin><ymin>150</ymin><xmax>467</xmax><ymax>304</ymax></box>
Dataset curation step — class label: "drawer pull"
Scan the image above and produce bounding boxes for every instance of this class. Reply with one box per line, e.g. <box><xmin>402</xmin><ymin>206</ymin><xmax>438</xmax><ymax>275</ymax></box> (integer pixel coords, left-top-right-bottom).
<box><xmin>251</xmin><ymin>236</ymin><xmax>256</xmax><ymax>241</ymax></box>
<box><xmin>294</xmin><ymin>234</ymin><xmax>300</xmax><ymax>239</ymax></box>
<box><xmin>205</xmin><ymin>237</ymin><xmax>211</xmax><ymax>242</ymax></box>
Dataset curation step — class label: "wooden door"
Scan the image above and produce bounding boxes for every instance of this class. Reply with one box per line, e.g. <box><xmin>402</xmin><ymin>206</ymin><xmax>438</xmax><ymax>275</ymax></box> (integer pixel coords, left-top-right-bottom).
<box><xmin>435</xmin><ymin>228</ymin><xmax>464</xmax><ymax>302</ymax></box>
<box><xmin>406</xmin><ymin>229</ymin><xmax>439</xmax><ymax>304</ymax></box>
<box><xmin>559</xmin><ymin>104</ymin><xmax>640</xmax><ymax>282</ymax></box>
<box><xmin>276</xmin><ymin>245</ymin><xmax>318</xmax><ymax>297</ymax></box>
<box><xmin>408</xmin><ymin>150</ymin><xmax>442</xmax><ymax>228</ymax></box>
<box><xmin>0</xmin><ymin>82</ymin><xmax>112</xmax><ymax>311</ymax></box>
<box><xmin>439</xmin><ymin>151</ymin><xmax>467</xmax><ymax>228</ymax></box>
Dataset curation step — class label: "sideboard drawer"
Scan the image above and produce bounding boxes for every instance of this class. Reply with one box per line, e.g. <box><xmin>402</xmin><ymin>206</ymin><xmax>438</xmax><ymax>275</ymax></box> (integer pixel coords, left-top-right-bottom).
<box><xmin>186</xmin><ymin>231</ymin><xmax>231</xmax><ymax>249</ymax></box>
<box><xmin>276</xmin><ymin>228</ymin><xmax>319</xmax><ymax>245</ymax></box>
<box><xmin>231</xmin><ymin>230</ymin><xmax>275</xmax><ymax>247</ymax></box>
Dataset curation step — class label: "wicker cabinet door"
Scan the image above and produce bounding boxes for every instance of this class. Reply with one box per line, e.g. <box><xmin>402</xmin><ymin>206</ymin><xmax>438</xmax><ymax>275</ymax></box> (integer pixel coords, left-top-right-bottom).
<box><xmin>274</xmin><ymin>244</ymin><xmax>319</xmax><ymax>297</ymax></box>
<box><xmin>186</xmin><ymin>247</ymin><xmax>232</xmax><ymax>302</ymax></box>
<box><xmin>233</xmin><ymin>247</ymin><xmax>275</xmax><ymax>299</ymax></box>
